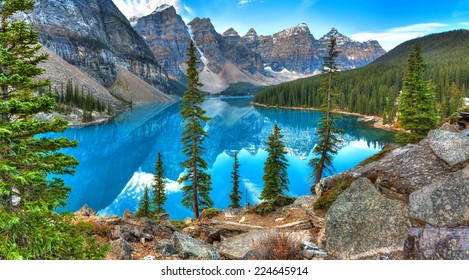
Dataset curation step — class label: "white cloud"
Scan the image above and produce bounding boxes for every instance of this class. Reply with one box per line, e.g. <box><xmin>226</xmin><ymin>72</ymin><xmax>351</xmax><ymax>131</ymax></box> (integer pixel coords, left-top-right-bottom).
<box><xmin>183</xmin><ymin>5</ymin><xmax>194</xmax><ymax>15</ymax></box>
<box><xmin>238</xmin><ymin>0</ymin><xmax>255</xmax><ymax>8</ymax></box>
<box><xmin>112</xmin><ymin>0</ymin><xmax>183</xmax><ymax>18</ymax></box>
<box><xmin>459</xmin><ymin>22</ymin><xmax>469</xmax><ymax>25</ymax></box>
<box><xmin>350</xmin><ymin>23</ymin><xmax>449</xmax><ymax>51</ymax></box>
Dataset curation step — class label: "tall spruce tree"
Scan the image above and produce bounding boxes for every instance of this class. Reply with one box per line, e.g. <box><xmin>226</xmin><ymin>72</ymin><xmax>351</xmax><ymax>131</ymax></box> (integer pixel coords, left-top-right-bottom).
<box><xmin>136</xmin><ymin>186</ymin><xmax>153</xmax><ymax>218</ymax></box>
<box><xmin>178</xmin><ymin>41</ymin><xmax>213</xmax><ymax>219</ymax></box>
<box><xmin>309</xmin><ymin>37</ymin><xmax>343</xmax><ymax>185</ymax></box>
<box><xmin>229</xmin><ymin>153</ymin><xmax>241</xmax><ymax>208</ymax></box>
<box><xmin>0</xmin><ymin>0</ymin><xmax>106</xmax><ymax>259</ymax></box>
<box><xmin>260</xmin><ymin>124</ymin><xmax>289</xmax><ymax>200</ymax></box>
<box><xmin>152</xmin><ymin>152</ymin><xmax>166</xmax><ymax>215</ymax></box>
<box><xmin>396</xmin><ymin>41</ymin><xmax>438</xmax><ymax>144</ymax></box>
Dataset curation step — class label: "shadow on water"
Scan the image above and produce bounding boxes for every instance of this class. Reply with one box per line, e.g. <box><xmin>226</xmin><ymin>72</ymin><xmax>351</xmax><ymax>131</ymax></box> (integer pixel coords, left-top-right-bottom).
<box><xmin>51</xmin><ymin>97</ymin><xmax>394</xmax><ymax>219</ymax></box>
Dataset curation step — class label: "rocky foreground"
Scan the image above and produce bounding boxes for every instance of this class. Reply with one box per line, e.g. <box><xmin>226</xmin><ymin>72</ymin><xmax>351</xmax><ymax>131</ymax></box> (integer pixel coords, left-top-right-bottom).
<box><xmin>75</xmin><ymin>124</ymin><xmax>468</xmax><ymax>260</ymax></box>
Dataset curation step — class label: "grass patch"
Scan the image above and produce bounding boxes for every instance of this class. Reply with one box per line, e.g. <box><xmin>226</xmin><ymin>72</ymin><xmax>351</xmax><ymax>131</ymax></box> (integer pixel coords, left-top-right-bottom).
<box><xmin>357</xmin><ymin>144</ymin><xmax>399</xmax><ymax>167</ymax></box>
<box><xmin>313</xmin><ymin>174</ymin><xmax>355</xmax><ymax>211</ymax></box>
<box><xmin>248</xmin><ymin>195</ymin><xmax>295</xmax><ymax>216</ymax></box>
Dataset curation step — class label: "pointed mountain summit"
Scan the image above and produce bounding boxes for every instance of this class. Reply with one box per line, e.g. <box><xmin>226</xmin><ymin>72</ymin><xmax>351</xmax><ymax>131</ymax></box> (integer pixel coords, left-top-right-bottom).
<box><xmin>223</xmin><ymin>28</ymin><xmax>240</xmax><ymax>37</ymax></box>
<box><xmin>134</xmin><ymin>3</ymin><xmax>191</xmax><ymax>81</ymax></box>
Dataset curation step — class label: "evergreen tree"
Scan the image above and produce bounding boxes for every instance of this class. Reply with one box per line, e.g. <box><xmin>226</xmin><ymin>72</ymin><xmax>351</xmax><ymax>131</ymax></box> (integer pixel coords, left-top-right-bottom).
<box><xmin>152</xmin><ymin>152</ymin><xmax>166</xmax><ymax>215</ymax></box>
<box><xmin>0</xmin><ymin>0</ymin><xmax>106</xmax><ymax>259</ymax></box>
<box><xmin>229</xmin><ymin>152</ymin><xmax>241</xmax><ymax>208</ymax></box>
<box><xmin>260</xmin><ymin>124</ymin><xmax>289</xmax><ymax>200</ymax></box>
<box><xmin>396</xmin><ymin>41</ymin><xmax>439</xmax><ymax>144</ymax></box>
<box><xmin>135</xmin><ymin>186</ymin><xmax>153</xmax><ymax>218</ymax></box>
<box><xmin>309</xmin><ymin>37</ymin><xmax>343</xmax><ymax>185</ymax></box>
<box><xmin>178</xmin><ymin>41</ymin><xmax>213</xmax><ymax>219</ymax></box>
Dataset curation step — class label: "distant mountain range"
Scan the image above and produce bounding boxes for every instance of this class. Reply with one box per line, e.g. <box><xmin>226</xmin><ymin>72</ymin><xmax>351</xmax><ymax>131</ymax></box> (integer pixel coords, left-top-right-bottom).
<box><xmin>254</xmin><ymin>29</ymin><xmax>469</xmax><ymax>117</ymax></box>
<box><xmin>27</xmin><ymin>0</ymin><xmax>386</xmax><ymax>108</ymax></box>
<box><xmin>133</xmin><ymin>4</ymin><xmax>386</xmax><ymax>93</ymax></box>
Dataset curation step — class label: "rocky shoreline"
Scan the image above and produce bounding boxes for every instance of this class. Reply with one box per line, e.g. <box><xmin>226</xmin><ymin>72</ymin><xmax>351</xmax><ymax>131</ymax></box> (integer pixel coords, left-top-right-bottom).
<box><xmin>251</xmin><ymin>102</ymin><xmax>404</xmax><ymax>132</ymax></box>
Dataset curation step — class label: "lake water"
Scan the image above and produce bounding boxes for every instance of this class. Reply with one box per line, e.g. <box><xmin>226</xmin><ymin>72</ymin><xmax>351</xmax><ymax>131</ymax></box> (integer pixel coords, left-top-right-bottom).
<box><xmin>53</xmin><ymin>96</ymin><xmax>394</xmax><ymax>220</ymax></box>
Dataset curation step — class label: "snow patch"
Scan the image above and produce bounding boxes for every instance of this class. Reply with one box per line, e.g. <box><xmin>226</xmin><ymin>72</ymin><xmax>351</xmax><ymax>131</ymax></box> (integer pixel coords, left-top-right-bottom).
<box><xmin>153</xmin><ymin>4</ymin><xmax>172</xmax><ymax>13</ymax></box>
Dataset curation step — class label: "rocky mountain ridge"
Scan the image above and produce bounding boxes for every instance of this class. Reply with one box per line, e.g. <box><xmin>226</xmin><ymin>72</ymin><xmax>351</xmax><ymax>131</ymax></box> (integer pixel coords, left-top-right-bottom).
<box><xmin>133</xmin><ymin>4</ymin><xmax>386</xmax><ymax>93</ymax></box>
<box><xmin>27</xmin><ymin>0</ymin><xmax>175</xmax><ymax>118</ymax></box>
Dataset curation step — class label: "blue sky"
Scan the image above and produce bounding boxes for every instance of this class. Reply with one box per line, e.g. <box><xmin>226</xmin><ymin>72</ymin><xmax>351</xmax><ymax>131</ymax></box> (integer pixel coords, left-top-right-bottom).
<box><xmin>113</xmin><ymin>0</ymin><xmax>469</xmax><ymax>51</ymax></box>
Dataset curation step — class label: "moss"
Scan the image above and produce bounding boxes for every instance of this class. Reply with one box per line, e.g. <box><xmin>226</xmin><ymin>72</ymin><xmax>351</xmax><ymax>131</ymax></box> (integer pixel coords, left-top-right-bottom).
<box><xmin>313</xmin><ymin>174</ymin><xmax>355</xmax><ymax>211</ymax></box>
<box><xmin>357</xmin><ymin>144</ymin><xmax>399</xmax><ymax>167</ymax></box>
<box><xmin>248</xmin><ymin>194</ymin><xmax>295</xmax><ymax>216</ymax></box>
<box><xmin>200</xmin><ymin>208</ymin><xmax>221</xmax><ymax>219</ymax></box>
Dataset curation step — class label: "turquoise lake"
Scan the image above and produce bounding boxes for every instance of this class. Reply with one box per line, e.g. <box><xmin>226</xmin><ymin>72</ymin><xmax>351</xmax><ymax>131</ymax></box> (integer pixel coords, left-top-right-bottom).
<box><xmin>53</xmin><ymin>96</ymin><xmax>394</xmax><ymax>220</ymax></box>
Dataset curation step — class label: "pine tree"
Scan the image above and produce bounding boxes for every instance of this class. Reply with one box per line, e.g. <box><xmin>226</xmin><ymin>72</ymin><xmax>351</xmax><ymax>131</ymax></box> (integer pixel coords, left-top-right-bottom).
<box><xmin>309</xmin><ymin>36</ymin><xmax>343</xmax><ymax>185</ymax></box>
<box><xmin>178</xmin><ymin>41</ymin><xmax>213</xmax><ymax>219</ymax></box>
<box><xmin>152</xmin><ymin>152</ymin><xmax>166</xmax><ymax>215</ymax></box>
<box><xmin>229</xmin><ymin>152</ymin><xmax>241</xmax><ymax>208</ymax></box>
<box><xmin>396</xmin><ymin>41</ymin><xmax>439</xmax><ymax>144</ymax></box>
<box><xmin>136</xmin><ymin>186</ymin><xmax>153</xmax><ymax>218</ymax></box>
<box><xmin>260</xmin><ymin>124</ymin><xmax>289</xmax><ymax>200</ymax></box>
<box><xmin>0</xmin><ymin>0</ymin><xmax>106</xmax><ymax>259</ymax></box>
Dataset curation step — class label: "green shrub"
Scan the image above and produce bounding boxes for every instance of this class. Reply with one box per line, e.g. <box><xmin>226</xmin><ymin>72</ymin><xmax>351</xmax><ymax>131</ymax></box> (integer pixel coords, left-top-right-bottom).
<box><xmin>169</xmin><ymin>220</ymin><xmax>189</xmax><ymax>230</ymax></box>
<box><xmin>248</xmin><ymin>195</ymin><xmax>295</xmax><ymax>216</ymax></box>
<box><xmin>200</xmin><ymin>208</ymin><xmax>221</xmax><ymax>219</ymax></box>
<box><xmin>313</xmin><ymin>175</ymin><xmax>355</xmax><ymax>211</ymax></box>
<box><xmin>357</xmin><ymin>144</ymin><xmax>399</xmax><ymax>167</ymax></box>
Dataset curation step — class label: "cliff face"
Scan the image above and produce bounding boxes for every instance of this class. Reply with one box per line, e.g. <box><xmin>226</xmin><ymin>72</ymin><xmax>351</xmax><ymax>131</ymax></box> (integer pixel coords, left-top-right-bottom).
<box><xmin>29</xmin><ymin>0</ymin><xmax>169</xmax><ymax>93</ymax></box>
<box><xmin>254</xmin><ymin>24</ymin><xmax>321</xmax><ymax>74</ymax></box>
<box><xmin>134</xmin><ymin>5</ymin><xmax>191</xmax><ymax>80</ymax></box>
<box><xmin>317</xmin><ymin>28</ymin><xmax>386</xmax><ymax>70</ymax></box>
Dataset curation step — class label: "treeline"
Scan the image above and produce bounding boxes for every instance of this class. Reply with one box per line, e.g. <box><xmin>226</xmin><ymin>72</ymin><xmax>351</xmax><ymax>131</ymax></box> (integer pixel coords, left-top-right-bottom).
<box><xmin>254</xmin><ymin>30</ymin><xmax>469</xmax><ymax>119</ymax></box>
<box><xmin>53</xmin><ymin>79</ymin><xmax>114</xmax><ymax>122</ymax></box>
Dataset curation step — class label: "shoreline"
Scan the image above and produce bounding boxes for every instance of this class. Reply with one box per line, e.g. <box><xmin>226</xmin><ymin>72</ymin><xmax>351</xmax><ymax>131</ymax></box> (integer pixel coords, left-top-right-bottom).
<box><xmin>251</xmin><ymin>102</ymin><xmax>402</xmax><ymax>132</ymax></box>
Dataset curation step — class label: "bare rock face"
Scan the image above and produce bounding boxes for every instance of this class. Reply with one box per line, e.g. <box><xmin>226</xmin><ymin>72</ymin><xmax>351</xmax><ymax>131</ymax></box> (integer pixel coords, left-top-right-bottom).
<box><xmin>134</xmin><ymin>5</ymin><xmax>191</xmax><ymax>81</ymax></box>
<box><xmin>409</xmin><ymin>165</ymin><xmax>469</xmax><ymax>227</ymax></box>
<box><xmin>172</xmin><ymin>232</ymin><xmax>219</xmax><ymax>260</ymax></box>
<box><xmin>317</xmin><ymin>28</ymin><xmax>386</xmax><ymax>70</ymax></box>
<box><xmin>427</xmin><ymin>130</ymin><xmax>469</xmax><ymax>169</ymax></box>
<box><xmin>256</xmin><ymin>23</ymin><xmax>320</xmax><ymax>73</ymax></box>
<box><xmin>108</xmin><ymin>238</ymin><xmax>133</xmax><ymax>260</ymax></box>
<box><xmin>404</xmin><ymin>227</ymin><xmax>469</xmax><ymax>260</ymax></box>
<box><xmin>326</xmin><ymin>178</ymin><xmax>410</xmax><ymax>259</ymax></box>
<box><xmin>29</xmin><ymin>0</ymin><xmax>168</xmax><ymax>93</ymax></box>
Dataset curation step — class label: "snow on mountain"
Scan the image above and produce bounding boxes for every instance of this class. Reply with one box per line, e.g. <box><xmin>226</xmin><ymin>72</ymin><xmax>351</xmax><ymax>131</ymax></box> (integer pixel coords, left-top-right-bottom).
<box><xmin>112</xmin><ymin>0</ymin><xmax>181</xmax><ymax>18</ymax></box>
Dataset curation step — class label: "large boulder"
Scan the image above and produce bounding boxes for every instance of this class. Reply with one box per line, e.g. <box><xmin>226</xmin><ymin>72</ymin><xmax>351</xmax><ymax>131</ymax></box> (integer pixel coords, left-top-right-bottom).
<box><xmin>326</xmin><ymin>178</ymin><xmax>410</xmax><ymax>259</ymax></box>
<box><xmin>354</xmin><ymin>141</ymin><xmax>452</xmax><ymax>201</ymax></box>
<box><xmin>427</xmin><ymin>130</ymin><xmax>469</xmax><ymax>169</ymax></box>
<box><xmin>409</xmin><ymin>165</ymin><xmax>469</xmax><ymax>227</ymax></box>
<box><xmin>172</xmin><ymin>232</ymin><xmax>219</xmax><ymax>260</ymax></box>
<box><xmin>404</xmin><ymin>227</ymin><xmax>469</xmax><ymax>260</ymax></box>
<box><xmin>107</xmin><ymin>238</ymin><xmax>133</xmax><ymax>260</ymax></box>
<box><xmin>217</xmin><ymin>229</ymin><xmax>312</xmax><ymax>260</ymax></box>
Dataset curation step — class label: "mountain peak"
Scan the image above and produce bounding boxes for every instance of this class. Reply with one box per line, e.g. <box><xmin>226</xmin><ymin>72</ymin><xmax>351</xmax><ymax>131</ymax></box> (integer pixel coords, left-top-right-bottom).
<box><xmin>152</xmin><ymin>4</ymin><xmax>173</xmax><ymax>14</ymax></box>
<box><xmin>320</xmin><ymin>27</ymin><xmax>351</xmax><ymax>43</ymax></box>
<box><xmin>245</xmin><ymin>28</ymin><xmax>258</xmax><ymax>36</ymax></box>
<box><xmin>222</xmin><ymin>28</ymin><xmax>240</xmax><ymax>37</ymax></box>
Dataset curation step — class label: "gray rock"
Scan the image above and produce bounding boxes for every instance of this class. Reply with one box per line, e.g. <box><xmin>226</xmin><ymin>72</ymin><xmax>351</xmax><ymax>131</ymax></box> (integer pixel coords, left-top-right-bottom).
<box><xmin>409</xmin><ymin>165</ymin><xmax>469</xmax><ymax>227</ymax></box>
<box><xmin>301</xmin><ymin>241</ymin><xmax>328</xmax><ymax>259</ymax></box>
<box><xmin>123</xmin><ymin>209</ymin><xmax>134</xmax><ymax>220</ymax></box>
<box><xmin>142</xmin><ymin>255</ymin><xmax>156</xmax><ymax>260</ymax></box>
<box><xmin>292</xmin><ymin>195</ymin><xmax>316</xmax><ymax>208</ymax></box>
<box><xmin>404</xmin><ymin>227</ymin><xmax>469</xmax><ymax>260</ymax></box>
<box><xmin>75</xmin><ymin>204</ymin><xmax>96</xmax><ymax>216</ymax></box>
<box><xmin>172</xmin><ymin>232</ymin><xmax>219</xmax><ymax>260</ymax></box>
<box><xmin>326</xmin><ymin>178</ymin><xmax>410</xmax><ymax>259</ymax></box>
<box><xmin>217</xmin><ymin>230</ymin><xmax>312</xmax><ymax>260</ymax></box>
<box><xmin>154</xmin><ymin>239</ymin><xmax>175</xmax><ymax>256</ymax></box>
<box><xmin>354</xmin><ymin>141</ymin><xmax>452</xmax><ymax>200</ymax></box>
<box><xmin>108</xmin><ymin>238</ymin><xmax>133</xmax><ymax>260</ymax></box>
<box><xmin>439</xmin><ymin>122</ymin><xmax>460</xmax><ymax>133</ymax></box>
<box><xmin>427</xmin><ymin>129</ymin><xmax>469</xmax><ymax>169</ymax></box>
<box><xmin>157</xmin><ymin>212</ymin><xmax>170</xmax><ymax>221</ymax></box>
